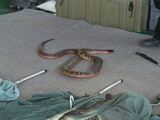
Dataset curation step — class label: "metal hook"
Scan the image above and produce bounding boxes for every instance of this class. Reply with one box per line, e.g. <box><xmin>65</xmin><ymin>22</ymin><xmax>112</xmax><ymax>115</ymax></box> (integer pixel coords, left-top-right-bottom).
<box><xmin>69</xmin><ymin>95</ymin><xmax>74</xmax><ymax>109</ymax></box>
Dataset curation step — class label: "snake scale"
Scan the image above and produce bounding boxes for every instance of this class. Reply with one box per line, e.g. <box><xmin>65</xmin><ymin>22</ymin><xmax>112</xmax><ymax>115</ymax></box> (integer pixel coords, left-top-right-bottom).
<box><xmin>38</xmin><ymin>39</ymin><xmax>114</xmax><ymax>78</ymax></box>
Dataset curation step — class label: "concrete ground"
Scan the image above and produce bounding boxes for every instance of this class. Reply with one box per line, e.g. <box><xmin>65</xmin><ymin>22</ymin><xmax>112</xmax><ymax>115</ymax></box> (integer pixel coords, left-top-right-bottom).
<box><xmin>0</xmin><ymin>9</ymin><xmax>159</xmax><ymax>113</ymax></box>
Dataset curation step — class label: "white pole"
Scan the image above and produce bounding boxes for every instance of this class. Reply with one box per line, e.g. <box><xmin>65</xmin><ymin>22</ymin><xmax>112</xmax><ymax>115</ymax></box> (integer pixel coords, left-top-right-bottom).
<box><xmin>15</xmin><ymin>69</ymin><xmax>47</xmax><ymax>84</ymax></box>
<box><xmin>99</xmin><ymin>79</ymin><xmax>123</xmax><ymax>94</ymax></box>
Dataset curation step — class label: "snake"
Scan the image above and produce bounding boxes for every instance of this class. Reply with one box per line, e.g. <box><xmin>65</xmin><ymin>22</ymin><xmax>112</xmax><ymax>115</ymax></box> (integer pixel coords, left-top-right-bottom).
<box><xmin>38</xmin><ymin>39</ymin><xmax>114</xmax><ymax>78</ymax></box>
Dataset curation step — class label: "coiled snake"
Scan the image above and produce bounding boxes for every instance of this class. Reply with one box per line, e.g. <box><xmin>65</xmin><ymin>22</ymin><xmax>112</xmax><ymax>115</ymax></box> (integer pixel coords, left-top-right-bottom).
<box><xmin>38</xmin><ymin>39</ymin><xmax>114</xmax><ymax>78</ymax></box>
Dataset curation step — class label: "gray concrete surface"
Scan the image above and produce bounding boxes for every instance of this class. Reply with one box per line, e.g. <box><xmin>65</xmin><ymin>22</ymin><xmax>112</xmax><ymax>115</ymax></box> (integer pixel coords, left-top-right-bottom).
<box><xmin>0</xmin><ymin>9</ymin><xmax>159</xmax><ymax>112</ymax></box>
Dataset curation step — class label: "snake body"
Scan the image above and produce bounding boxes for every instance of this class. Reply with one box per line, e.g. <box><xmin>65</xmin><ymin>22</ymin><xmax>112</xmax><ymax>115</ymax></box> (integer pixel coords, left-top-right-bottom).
<box><xmin>38</xmin><ymin>39</ymin><xmax>114</xmax><ymax>78</ymax></box>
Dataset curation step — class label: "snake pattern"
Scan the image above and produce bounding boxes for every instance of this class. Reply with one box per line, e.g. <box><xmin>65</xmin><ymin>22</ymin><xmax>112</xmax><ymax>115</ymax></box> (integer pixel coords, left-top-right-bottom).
<box><xmin>38</xmin><ymin>39</ymin><xmax>114</xmax><ymax>78</ymax></box>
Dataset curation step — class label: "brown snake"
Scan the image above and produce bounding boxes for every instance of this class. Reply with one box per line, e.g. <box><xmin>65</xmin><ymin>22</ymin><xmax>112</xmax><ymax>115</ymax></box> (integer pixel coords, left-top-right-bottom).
<box><xmin>38</xmin><ymin>39</ymin><xmax>114</xmax><ymax>78</ymax></box>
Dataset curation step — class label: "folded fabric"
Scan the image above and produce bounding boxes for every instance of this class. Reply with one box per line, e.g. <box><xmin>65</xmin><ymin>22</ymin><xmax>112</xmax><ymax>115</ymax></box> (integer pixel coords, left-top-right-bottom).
<box><xmin>0</xmin><ymin>91</ymin><xmax>159</xmax><ymax>120</ymax></box>
<box><xmin>48</xmin><ymin>92</ymin><xmax>160</xmax><ymax>120</ymax></box>
<box><xmin>0</xmin><ymin>79</ymin><xmax>20</xmax><ymax>101</ymax></box>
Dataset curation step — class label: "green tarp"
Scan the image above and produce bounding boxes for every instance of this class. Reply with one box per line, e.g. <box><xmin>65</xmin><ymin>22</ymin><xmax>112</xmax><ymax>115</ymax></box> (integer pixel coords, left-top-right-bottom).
<box><xmin>0</xmin><ymin>91</ymin><xmax>159</xmax><ymax>120</ymax></box>
<box><xmin>0</xmin><ymin>0</ymin><xmax>10</xmax><ymax>9</ymax></box>
<box><xmin>0</xmin><ymin>79</ymin><xmax>20</xmax><ymax>101</ymax></box>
